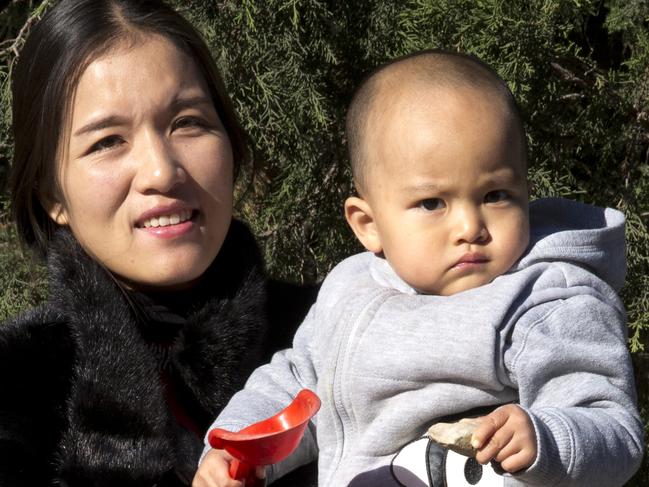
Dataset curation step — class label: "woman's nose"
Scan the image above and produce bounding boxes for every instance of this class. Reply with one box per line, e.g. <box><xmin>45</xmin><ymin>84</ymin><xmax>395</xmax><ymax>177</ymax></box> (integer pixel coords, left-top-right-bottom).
<box><xmin>132</xmin><ymin>132</ymin><xmax>187</xmax><ymax>194</ymax></box>
<box><xmin>453</xmin><ymin>207</ymin><xmax>489</xmax><ymax>244</ymax></box>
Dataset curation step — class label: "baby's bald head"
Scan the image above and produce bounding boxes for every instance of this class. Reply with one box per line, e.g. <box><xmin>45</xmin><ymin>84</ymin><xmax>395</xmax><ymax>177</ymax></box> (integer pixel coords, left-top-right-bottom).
<box><xmin>346</xmin><ymin>50</ymin><xmax>527</xmax><ymax>195</ymax></box>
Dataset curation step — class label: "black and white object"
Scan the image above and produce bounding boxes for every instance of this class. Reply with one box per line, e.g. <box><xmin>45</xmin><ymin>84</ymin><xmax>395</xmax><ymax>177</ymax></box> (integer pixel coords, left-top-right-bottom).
<box><xmin>391</xmin><ymin>436</ymin><xmax>504</xmax><ymax>486</ymax></box>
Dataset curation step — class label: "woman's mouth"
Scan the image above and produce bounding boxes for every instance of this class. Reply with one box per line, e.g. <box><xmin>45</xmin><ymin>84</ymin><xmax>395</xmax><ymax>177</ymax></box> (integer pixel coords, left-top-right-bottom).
<box><xmin>135</xmin><ymin>206</ymin><xmax>198</xmax><ymax>239</ymax></box>
<box><xmin>140</xmin><ymin>209</ymin><xmax>194</xmax><ymax>228</ymax></box>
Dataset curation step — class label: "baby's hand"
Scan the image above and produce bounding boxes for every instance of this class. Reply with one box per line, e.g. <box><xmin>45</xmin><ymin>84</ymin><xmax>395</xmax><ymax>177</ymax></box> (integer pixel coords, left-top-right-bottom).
<box><xmin>192</xmin><ymin>449</ymin><xmax>266</xmax><ymax>487</ymax></box>
<box><xmin>471</xmin><ymin>404</ymin><xmax>537</xmax><ymax>473</ymax></box>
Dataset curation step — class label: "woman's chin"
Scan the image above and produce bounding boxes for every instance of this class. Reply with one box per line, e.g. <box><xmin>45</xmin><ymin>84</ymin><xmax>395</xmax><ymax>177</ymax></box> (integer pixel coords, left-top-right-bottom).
<box><xmin>112</xmin><ymin>257</ymin><xmax>212</xmax><ymax>292</ymax></box>
<box><xmin>101</xmin><ymin>234</ymin><xmax>226</xmax><ymax>291</ymax></box>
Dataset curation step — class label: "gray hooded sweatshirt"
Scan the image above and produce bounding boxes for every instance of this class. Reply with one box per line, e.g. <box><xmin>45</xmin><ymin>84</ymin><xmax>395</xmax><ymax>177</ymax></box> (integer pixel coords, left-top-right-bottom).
<box><xmin>204</xmin><ymin>198</ymin><xmax>643</xmax><ymax>486</ymax></box>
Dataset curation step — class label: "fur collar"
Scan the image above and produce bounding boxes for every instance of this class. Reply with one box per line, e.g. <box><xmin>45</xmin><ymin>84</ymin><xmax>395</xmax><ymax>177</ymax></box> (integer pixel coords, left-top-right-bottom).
<box><xmin>46</xmin><ymin>220</ymin><xmax>271</xmax><ymax>484</ymax></box>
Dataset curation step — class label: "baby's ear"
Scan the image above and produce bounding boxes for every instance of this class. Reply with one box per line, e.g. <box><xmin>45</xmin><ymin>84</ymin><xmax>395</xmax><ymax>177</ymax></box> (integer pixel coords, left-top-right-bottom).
<box><xmin>344</xmin><ymin>196</ymin><xmax>382</xmax><ymax>254</ymax></box>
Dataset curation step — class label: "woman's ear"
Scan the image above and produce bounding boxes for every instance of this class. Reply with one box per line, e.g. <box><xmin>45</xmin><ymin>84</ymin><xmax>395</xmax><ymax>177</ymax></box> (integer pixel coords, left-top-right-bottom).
<box><xmin>344</xmin><ymin>196</ymin><xmax>382</xmax><ymax>254</ymax></box>
<box><xmin>40</xmin><ymin>191</ymin><xmax>69</xmax><ymax>225</ymax></box>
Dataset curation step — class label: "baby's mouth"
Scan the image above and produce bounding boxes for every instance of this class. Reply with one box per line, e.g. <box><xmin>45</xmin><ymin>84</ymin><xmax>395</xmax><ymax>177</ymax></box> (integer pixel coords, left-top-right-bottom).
<box><xmin>451</xmin><ymin>252</ymin><xmax>489</xmax><ymax>269</ymax></box>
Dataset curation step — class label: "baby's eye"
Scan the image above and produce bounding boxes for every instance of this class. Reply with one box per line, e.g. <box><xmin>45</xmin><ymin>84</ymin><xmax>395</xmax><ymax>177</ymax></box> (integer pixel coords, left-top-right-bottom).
<box><xmin>88</xmin><ymin>135</ymin><xmax>124</xmax><ymax>154</ymax></box>
<box><xmin>419</xmin><ymin>198</ymin><xmax>445</xmax><ymax>211</ymax></box>
<box><xmin>484</xmin><ymin>190</ymin><xmax>510</xmax><ymax>204</ymax></box>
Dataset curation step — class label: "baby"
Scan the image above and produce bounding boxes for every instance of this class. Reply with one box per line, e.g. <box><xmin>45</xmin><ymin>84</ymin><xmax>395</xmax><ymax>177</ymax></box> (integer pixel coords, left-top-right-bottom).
<box><xmin>194</xmin><ymin>50</ymin><xmax>643</xmax><ymax>487</ymax></box>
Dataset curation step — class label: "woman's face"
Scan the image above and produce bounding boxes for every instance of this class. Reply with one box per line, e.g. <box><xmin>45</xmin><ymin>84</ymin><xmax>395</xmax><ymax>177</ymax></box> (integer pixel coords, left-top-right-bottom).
<box><xmin>48</xmin><ymin>35</ymin><xmax>234</xmax><ymax>290</ymax></box>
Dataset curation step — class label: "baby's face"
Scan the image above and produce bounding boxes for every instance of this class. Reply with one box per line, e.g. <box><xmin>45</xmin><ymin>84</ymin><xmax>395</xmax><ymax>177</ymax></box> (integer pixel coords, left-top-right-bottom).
<box><xmin>362</xmin><ymin>84</ymin><xmax>530</xmax><ymax>295</ymax></box>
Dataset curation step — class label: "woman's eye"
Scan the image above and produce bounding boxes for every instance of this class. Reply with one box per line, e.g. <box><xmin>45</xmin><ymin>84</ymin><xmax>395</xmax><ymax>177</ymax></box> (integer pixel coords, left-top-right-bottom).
<box><xmin>419</xmin><ymin>198</ymin><xmax>445</xmax><ymax>211</ymax></box>
<box><xmin>173</xmin><ymin>116</ymin><xmax>207</xmax><ymax>131</ymax></box>
<box><xmin>484</xmin><ymin>190</ymin><xmax>510</xmax><ymax>204</ymax></box>
<box><xmin>88</xmin><ymin>135</ymin><xmax>123</xmax><ymax>154</ymax></box>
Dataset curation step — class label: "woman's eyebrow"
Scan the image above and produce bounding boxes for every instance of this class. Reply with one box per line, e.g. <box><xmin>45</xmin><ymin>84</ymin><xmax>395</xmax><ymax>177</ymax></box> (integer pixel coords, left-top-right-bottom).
<box><xmin>170</xmin><ymin>95</ymin><xmax>213</xmax><ymax>111</ymax></box>
<box><xmin>73</xmin><ymin>96</ymin><xmax>213</xmax><ymax>137</ymax></box>
<box><xmin>73</xmin><ymin>115</ymin><xmax>129</xmax><ymax>137</ymax></box>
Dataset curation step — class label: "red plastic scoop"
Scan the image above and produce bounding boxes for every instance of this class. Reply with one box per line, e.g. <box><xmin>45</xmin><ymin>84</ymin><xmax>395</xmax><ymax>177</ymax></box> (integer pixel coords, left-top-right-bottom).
<box><xmin>208</xmin><ymin>389</ymin><xmax>321</xmax><ymax>486</ymax></box>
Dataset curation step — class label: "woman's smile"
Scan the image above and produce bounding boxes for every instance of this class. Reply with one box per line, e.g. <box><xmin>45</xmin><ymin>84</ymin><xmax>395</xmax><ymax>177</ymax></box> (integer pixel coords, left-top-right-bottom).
<box><xmin>139</xmin><ymin>210</ymin><xmax>193</xmax><ymax>229</ymax></box>
<box><xmin>137</xmin><ymin>209</ymin><xmax>197</xmax><ymax>238</ymax></box>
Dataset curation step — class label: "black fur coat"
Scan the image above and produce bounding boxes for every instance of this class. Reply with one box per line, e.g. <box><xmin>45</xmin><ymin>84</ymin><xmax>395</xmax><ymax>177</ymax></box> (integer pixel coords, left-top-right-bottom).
<box><xmin>0</xmin><ymin>220</ymin><xmax>317</xmax><ymax>486</ymax></box>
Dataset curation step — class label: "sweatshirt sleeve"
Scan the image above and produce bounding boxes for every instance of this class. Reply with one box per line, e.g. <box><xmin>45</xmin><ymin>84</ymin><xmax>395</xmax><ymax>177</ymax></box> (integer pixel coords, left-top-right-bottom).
<box><xmin>201</xmin><ymin>304</ymin><xmax>320</xmax><ymax>481</ymax></box>
<box><xmin>504</xmin><ymin>294</ymin><xmax>644</xmax><ymax>486</ymax></box>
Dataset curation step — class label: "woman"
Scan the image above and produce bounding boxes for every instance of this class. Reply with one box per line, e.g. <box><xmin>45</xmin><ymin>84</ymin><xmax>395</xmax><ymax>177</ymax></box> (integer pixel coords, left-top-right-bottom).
<box><xmin>0</xmin><ymin>0</ymin><xmax>316</xmax><ymax>485</ymax></box>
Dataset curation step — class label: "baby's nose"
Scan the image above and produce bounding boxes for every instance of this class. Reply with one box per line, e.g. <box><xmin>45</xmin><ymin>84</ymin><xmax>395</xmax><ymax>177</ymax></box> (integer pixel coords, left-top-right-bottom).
<box><xmin>453</xmin><ymin>209</ymin><xmax>489</xmax><ymax>244</ymax></box>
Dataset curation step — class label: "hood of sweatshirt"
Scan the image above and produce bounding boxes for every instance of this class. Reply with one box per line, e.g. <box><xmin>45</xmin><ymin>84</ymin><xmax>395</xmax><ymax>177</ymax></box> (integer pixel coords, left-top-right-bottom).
<box><xmin>514</xmin><ymin>197</ymin><xmax>626</xmax><ymax>292</ymax></box>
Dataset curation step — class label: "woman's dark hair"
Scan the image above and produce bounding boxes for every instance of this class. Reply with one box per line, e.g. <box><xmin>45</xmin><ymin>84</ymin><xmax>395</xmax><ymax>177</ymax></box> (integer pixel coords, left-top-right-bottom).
<box><xmin>11</xmin><ymin>0</ymin><xmax>250</xmax><ymax>256</ymax></box>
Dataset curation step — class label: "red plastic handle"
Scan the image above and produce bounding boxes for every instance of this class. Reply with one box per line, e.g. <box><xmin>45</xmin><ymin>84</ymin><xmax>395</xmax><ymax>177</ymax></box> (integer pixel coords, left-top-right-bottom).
<box><xmin>229</xmin><ymin>458</ymin><xmax>260</xmax><ymax>486</ymax></box>
<box><xmin>208</xmin><ymin>389</ymin><xmax>321</xmax><ymax>485</ymax></box>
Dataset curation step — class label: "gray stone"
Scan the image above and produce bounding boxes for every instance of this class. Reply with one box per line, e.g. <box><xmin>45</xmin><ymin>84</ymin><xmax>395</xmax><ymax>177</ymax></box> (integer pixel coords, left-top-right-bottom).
<box><xmin>427</xmin><ymin>418</ymin><xmax>481</xmax><ymax>457</ymax></box>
